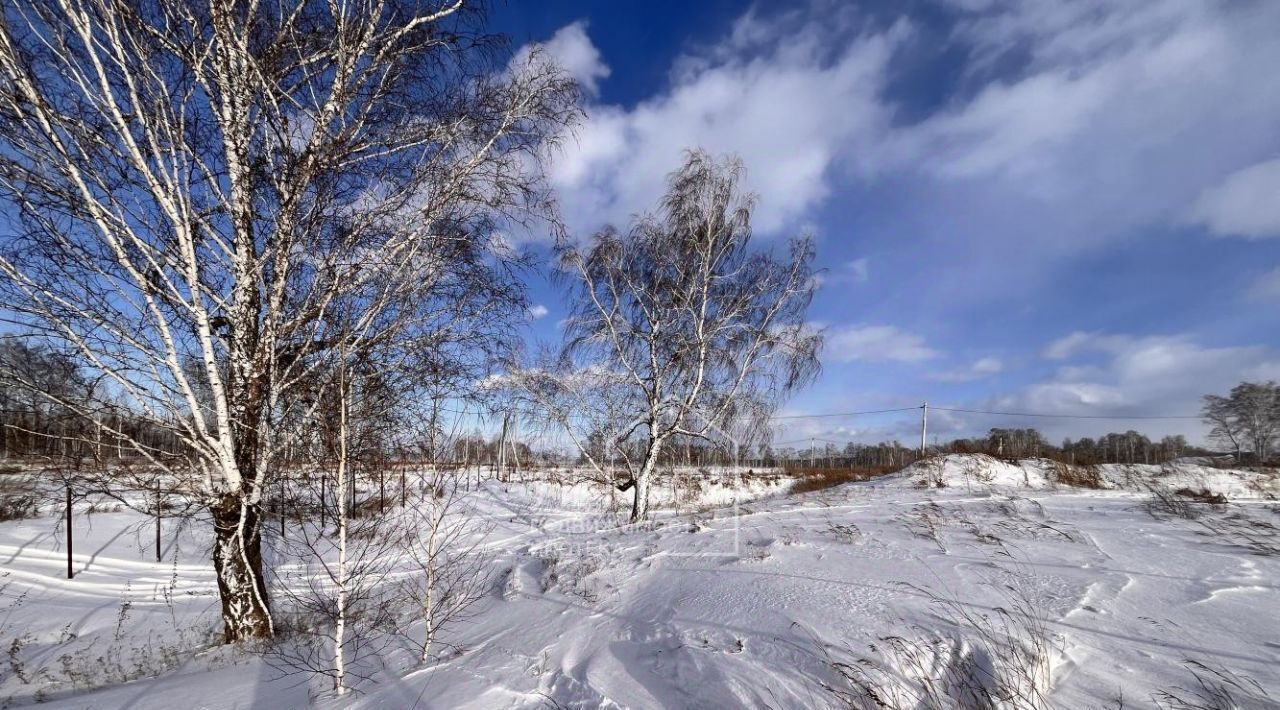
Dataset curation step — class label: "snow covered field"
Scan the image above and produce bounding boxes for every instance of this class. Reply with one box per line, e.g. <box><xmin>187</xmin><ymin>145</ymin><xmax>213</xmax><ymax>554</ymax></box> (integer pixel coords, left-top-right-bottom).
<box><xmin>2</xmin><ymin>455</ymin><xmax>1278</xmax><ymax>709</ymax></box>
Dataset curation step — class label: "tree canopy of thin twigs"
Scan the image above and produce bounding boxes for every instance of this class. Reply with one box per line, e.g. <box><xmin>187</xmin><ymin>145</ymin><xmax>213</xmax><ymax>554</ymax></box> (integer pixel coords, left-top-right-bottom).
<box><xmin>0</xmin><ymin>0</ymin><xmax>580</xmax><ymax>641</ymax></box>
<box><xmin>1202</xmin><ymin>381</ymin><xmax>1280</xmax><ymax>465</ymax></box>
<box><xmin>514</xmin><ymin>150</ymin><xmax>822</xmax><ymax>521</ymax></box>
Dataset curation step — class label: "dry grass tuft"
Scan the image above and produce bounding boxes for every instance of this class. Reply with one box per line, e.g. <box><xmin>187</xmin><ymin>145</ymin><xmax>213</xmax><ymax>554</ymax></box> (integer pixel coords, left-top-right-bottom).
<box><xmin>1050</xmin><ymin>461</ymin><xmax>1106</xmax><ymax>489</ymax></box>
<box><xmin>787</xmin><ymin>466</ymin><xmax>897</xmax><ymax>495</ymax></box>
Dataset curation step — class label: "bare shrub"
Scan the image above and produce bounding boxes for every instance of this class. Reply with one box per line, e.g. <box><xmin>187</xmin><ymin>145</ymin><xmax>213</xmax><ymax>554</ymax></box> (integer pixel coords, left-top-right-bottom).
<box><xmin>264</xmin><ymin>509</ymin><xmax>403</xmax><ymax>694</ymax></box>
<box><xmin>1173</xmin><ymin>488</ymin><xmax>1228</xmax><ymax>505</ymax></box>
<box><xmin>961</xmin><ymin>456</ymin><xmax>997</xmax><ymax>486</ymax></box>
<box><xmin>1244</xmin><ymin>474</ymin><xmax>1280</xmax><ymax>500</ymax></box>
<box><xmin>396</xmin><ymin>475</ymin><xmax>494</xmax><ymax>664</ymax></box>
<box><xmin>0</xmin><ymin>492</ymin><xmax>38</xmax><ymax>521</ymax></box>
<box><xmin>911</xmin><ymin>457</ymin><xmax>949</xmax><ymax>489</ymax></box>
<box><xmin>537</xmin><ymin>550</ymin><xmax>605</xmax><ymax>603</ymax></box>
<box><xmin>1145</xmin><ymin>485</ymin><xmax>1224</xmax><ymax>520</ymax></box>
<box><xmin>789</xmin><ymin>467</ymin><xmax>895</xmax><ymax>495</ymax></box>
<box><xmin>1</xmin><ymin>583</ymin><xmax>220</xmax><ymax>705</ymax></box>
<box><xmin>1050</xmin><ymin>461</ymin><xmax>1106</xmax><ymax>489</ymax></box>
<box><xmin>826</xmin><ymin>522</ymin><xmax>861</xmax><ymax>543</ymax></box>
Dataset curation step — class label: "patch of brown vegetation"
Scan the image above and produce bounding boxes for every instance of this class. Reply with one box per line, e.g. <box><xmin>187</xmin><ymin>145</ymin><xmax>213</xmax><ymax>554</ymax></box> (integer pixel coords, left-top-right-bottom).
<box><xmin>1049</xmin><ymin>461</ymin><xmax>1106</xmax><ymax>489</ymax></box>
<box><xmin>1173</xmin><ymin>487</ymin><xmax>1228</xmax><ymax>505</ymax></box>
<box><xmin>787</xmin><ymin>466</ymin><xmax>898</xmax><ymax>495</ymax></box>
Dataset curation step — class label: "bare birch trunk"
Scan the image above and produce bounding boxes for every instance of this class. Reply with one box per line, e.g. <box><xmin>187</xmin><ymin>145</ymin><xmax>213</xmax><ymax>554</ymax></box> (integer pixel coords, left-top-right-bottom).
<box><xmin>631</xmin><ymin>435</ymin><xmax>662</xmax><ymax>523</ymax></box>
<box><xmin>334</xmin><ymin>372</ymin><xmax>349</xmax><ymax>696</ymax></box>
<box><xmin>211</xmin><ymin>495</ymin><xmax>272</xmax><ymax>642</ymax></box>
<box><xmin>422</xmin><ymin>518</ymin><xmax>438</xmax><ymax>664</ymax></box>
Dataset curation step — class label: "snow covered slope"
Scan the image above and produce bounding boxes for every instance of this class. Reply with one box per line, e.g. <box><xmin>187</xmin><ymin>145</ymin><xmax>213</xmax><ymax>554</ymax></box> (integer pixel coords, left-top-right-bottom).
<box><xmin>897</xmin><ymin>453</ymin><xmax>1279</xmax><ymax>500</ymax></box>
<box><xmin>2</xmin><ymin>458</ymin><xmax>1278</xmax><ymax>708</ymax></box>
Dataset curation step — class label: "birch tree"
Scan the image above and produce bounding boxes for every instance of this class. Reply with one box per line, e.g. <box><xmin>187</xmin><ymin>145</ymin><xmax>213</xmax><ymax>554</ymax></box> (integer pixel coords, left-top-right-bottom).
<box><xmin>0</xmin><ymin>0</ymin><xmax>578</xmax><ymax>641</ymax></box>
<box><xmin>398</xmin><ymin>469</ymin><xmax>491</xmax><ymax>664</ymax></box>
<box><xmin>526</xmin><ymin>150</ymin><xmax>822</xmax><ymax>522</ymax></box>
<box><xmin>331</xmin><ymin>357</ymin><xmax>350</xmax><ymax>696</ymax></box>
<box><xmin>1203</xmin><ymin>382</ymin><xmax>1280</xmax><ymax>464</ymax></box>
<box><xmin>265</xmin><ymin>349</ymin><xmax>406</xmax><ymax>694</ymax></box>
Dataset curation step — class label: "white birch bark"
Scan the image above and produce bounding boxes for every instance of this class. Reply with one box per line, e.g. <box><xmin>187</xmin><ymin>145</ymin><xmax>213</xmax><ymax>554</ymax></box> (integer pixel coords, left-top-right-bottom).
<box><xmin>422</xmin><ymin>510</ymin><xmax>439</xmax><ymax>664</ymax></box>
<box><xmin>333</xmin><ymin>365</ymin><xmax>349</xmax><ymax>696</ymax></box>
<box><xmin>0</xmin><ymin>0</ymin><xmax>579</xmax><ymax>642</ymax></box>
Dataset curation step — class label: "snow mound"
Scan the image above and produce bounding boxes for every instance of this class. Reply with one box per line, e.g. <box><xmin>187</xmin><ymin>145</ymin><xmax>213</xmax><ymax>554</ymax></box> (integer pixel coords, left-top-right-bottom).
<box><xmin>888</xmin><ymin>454</ymin><xmax>1279</xmax><ymax>499</ymax></box>
<box><xmin>1097</xmin><ymin>462</ymin><xmax>1279</xmax><ymax>499</ymax></box>
<box><xmin>894</xmin><ymin>454</ymin><xmax>1053</xmax><ymax>490</ymax></box>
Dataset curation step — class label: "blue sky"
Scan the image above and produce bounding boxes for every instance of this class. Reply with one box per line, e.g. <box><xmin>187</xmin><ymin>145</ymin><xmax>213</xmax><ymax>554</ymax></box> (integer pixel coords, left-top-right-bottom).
<box><xmin>493</xmin><ymin>0</ymin><xmax>1280</xmax><ymax>447</ymax></box>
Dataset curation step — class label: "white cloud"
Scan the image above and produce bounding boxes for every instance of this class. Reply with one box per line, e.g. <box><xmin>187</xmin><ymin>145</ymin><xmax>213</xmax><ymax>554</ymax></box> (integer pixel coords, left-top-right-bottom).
<box><xmin>879</xmin><ymin>0</ymin><xmax>1280</xmax><ymax>246</ymax></box>
<box><xmin>950</xmin><ymin>0</ymin><xmax>1216</xmax><ymax>70</ymax></box>
<box><xmin>1249</xmin><ymin>267</ymin><xmax>1280</xmax><ymax>300</ymax></box>
<box><xmin>828</xmin><ymin>257</ymin><xmax>869</xmax><ymax>284</ymax></box>
<box><xmin>1043</xmin><ymin>331</ymin><xmax>1108</xmax><ymax>359</ymax></box>
<box><xmin>518</xmin><ymin>21</ymin><xmax>610</xmax><ymax>96</ymax></box>
<box><xmin>543</xmin><ymin>15</ymin><xmax>906</xmax><ymax>237</ymax></box>
<box><xmin>530</xmin><ymin>1</ymin><xmax>1280</xmax><ymax>255</ymax></box>
<box><xmin>825</xmin><ymin>324</ymin><xmax>938</xmax><ymax>364</ymax></box>
<box><xmin>528</xmin><ymin>304</ymin><xmax>549</xmax><ymax>320</ymax></box>
<box><xmin>1190</xmin><ymin>157</ymin><xmax>1280</xmax><ymax>239</ymax></box>
<box><xmin>996</xmin><ymin>332</ymin><xmax>1280</xmax><ymax>443</ymax></box>
<box><xmin>931</xmin><ymin>356</ymin><xmax>1003</xmax><ymax>382</ymax></box>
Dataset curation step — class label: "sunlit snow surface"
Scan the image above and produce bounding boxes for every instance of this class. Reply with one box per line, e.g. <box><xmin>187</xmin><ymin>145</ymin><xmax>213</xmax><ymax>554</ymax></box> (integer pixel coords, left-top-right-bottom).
<box><xmin>2</xmin><ymin>456</ymin><xmax>1277</xmax><ymax>708</ymax></box>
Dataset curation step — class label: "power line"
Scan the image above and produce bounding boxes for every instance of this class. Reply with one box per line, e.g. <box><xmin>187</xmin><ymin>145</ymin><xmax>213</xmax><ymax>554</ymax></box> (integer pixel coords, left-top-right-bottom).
<box><xmin>769</xmin><ymin>406</ymin><xmax>920</xmax><ymax>420</ymax></box>
<box><xmin>929</xmin><ymin>406</ymin><xmax>1201</xmax><ymax>421</ymax></box>
<box><xmin>772</xmin><ymin>437</ymin><xmax>844</xmax><ymax>447</ymax></box>
<box><xmin>431</xmin><ymin>400</ymin><xmax>1202</xmax><ymax>428</ymax></box>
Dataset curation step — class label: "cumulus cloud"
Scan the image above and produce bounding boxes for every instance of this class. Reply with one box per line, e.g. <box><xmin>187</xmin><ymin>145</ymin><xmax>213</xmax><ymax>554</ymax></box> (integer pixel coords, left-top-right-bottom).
<box><xmin>1190</xmin><ymin>157</ymin><xmax>1280</xmax><ymax>239</ymax></box>
<box><xmin>825</xmin><ymin>324</ymin><xmax>938</xmax><ymax>364</ymax></box>
<box><xmin>528</xmin><ymin>0</ymin><xmax>1280</xmax><ymax>256</ymax></box>
<box><xmin>528</xmin><ymin>304</ymin><xmax>550</xmax><ymax>320</ymax></box>
<box><xmin>516</xmin><ymin>21</ymin><xmax>610</xmax><ymax>96</ymax></box>
<box><xmin>542</xmin><ymin>22</ymin><xmax>611</xmax><ymax>96</ymax></box>
<box><xmin>541</xmin><ymin>13</ymin><xmax>905</xmax><ymax>237</ymax></box>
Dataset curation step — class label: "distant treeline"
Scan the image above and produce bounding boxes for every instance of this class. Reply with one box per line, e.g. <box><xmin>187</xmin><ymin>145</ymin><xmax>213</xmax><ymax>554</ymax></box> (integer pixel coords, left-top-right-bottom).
<box><xmin>752</xmin><ymin>429</ymin><xmax>1209</xmax><ymax>469</ymax></box>
<box><xmin>3</xmin><ymin>342</ymin><xmax>1271</xmax><ymax>471</ymax></box>
<box><xmin>576</xmin><ymin>428</ymin><xmax>1215</xmax><ymax>471</ymax></box>
<box><xmin>0</xmin><ymin>342</ymin><xmax>182</xmax><ymax>465</ymax></box>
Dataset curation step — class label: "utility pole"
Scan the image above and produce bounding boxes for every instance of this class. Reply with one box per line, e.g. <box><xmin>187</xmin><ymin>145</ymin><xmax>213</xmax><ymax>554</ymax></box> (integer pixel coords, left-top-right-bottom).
<box><xmin>509</xmin><ymin>417</ymin><xmax>520</xmax><ymax>480</ymax></box>
<box><xmin>65</xmin><ymin>483</ymin><xmax>73</xmax><ymax>579</ymax></box>
<box><xmin>156</xmin><ymin>479</ymin><xmax>162</xmax><ymax>562</ymax></box>
<box><xmin>920</xmin><ymin>402</ymin><xmax>928</xmax><ymax>458</ymax></box>
<box><xmin>279</xmin><ymin>476</ymin><xmax>286</xmax><ymax>538</ymax></box>
<box><xmin>497</xmin><ymin>412</ymin><xmax>509</xmax><ymax>481</ymax></box>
